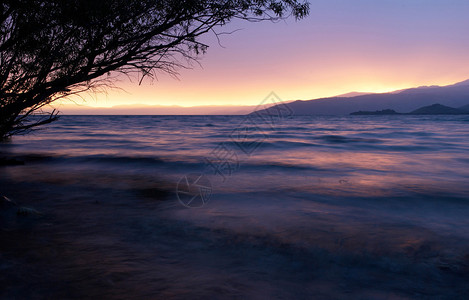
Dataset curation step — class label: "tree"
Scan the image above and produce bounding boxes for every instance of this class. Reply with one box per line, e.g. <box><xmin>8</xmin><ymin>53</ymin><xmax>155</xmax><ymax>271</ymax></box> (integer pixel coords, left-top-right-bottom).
<box><xmin>0</xmin><ymin>0</ymin><xmax>309</xmax><ymax>140</ymax></box>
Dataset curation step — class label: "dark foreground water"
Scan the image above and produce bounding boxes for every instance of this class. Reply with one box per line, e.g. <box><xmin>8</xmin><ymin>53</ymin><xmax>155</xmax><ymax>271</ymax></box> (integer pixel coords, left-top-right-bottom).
<box><xmin>1</xmin><ymin>115</ymin><xmax>469</xmax><ymax>299</ymax></box>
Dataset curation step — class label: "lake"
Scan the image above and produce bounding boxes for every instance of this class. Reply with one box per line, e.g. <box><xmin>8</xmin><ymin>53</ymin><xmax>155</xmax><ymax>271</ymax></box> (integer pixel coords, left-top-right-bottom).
<box><xmin>1</xmin><ymin>115</ymin><xmax>469</xmax><ymax>299</ymax></box>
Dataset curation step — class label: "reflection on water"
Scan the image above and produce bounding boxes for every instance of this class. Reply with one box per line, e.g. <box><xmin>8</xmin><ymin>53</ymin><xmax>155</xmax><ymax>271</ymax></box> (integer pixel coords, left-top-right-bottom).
<box><xmin>1</xmin><ymin>115</ymin><xmax>469</xmax><ymax>299</ymax></box>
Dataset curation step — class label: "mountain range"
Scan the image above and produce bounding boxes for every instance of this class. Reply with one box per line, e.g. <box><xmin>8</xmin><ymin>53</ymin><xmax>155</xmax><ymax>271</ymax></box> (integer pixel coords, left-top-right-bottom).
<box><xmin>254</xmin><ymin>79</ymin><xmax>469</xmax><ymax>116</ymax></box>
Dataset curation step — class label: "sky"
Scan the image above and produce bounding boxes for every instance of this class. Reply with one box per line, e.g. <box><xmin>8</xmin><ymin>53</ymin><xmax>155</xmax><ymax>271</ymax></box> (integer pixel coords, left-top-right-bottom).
<box><xmin>59</xmin><ymin>0</ymin><xmax>469</xmax><ymax>111</ymax></box>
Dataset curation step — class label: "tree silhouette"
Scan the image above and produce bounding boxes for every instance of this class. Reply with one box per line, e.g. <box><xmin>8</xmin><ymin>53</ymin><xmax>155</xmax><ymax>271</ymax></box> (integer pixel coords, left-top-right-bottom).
<box><xmin>0</xmin><ymin>0</ymin><xmax>309</xmax><ymax>139</ymax></box>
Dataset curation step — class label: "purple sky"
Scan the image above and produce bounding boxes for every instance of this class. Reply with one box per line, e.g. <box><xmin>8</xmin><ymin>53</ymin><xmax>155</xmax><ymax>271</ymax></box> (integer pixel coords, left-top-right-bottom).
<box><xmin>57</xmin><ymin>0</ymin><xmax>469</xmax><ymax>111</ymax></box>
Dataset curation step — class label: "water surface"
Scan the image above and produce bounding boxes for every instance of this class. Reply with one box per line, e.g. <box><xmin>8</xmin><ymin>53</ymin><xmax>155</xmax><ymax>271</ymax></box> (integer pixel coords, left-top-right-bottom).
<box><xmin>1</xmin><ymin>115</ymin><xmax>468</xmax><ymax>299</ymax></box>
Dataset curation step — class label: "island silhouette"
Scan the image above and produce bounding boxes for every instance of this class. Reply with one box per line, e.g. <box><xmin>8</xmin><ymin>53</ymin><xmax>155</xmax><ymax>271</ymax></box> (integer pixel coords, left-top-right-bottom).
<box><xmin>351</xmin><ymin>103</ymin><xmax>469</xmax><ymax>115</ymax></box>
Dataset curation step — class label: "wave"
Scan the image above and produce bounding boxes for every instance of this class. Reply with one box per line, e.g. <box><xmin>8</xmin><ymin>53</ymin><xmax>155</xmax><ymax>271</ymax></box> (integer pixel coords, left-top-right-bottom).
<box><xmin>316</xmin><ymin>134</ymin><xmax>382</xmax><ymax>144</ymax></box>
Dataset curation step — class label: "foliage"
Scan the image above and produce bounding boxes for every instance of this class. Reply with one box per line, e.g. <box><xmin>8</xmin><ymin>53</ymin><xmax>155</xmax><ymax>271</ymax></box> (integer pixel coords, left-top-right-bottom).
<box><xmin>0</xmin><ymin>0</ymin><xmax>309</xmax><ymax>139</ymax></box>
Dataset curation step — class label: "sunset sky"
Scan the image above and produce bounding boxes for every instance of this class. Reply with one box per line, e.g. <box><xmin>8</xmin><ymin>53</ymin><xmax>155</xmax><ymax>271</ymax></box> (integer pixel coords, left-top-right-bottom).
<box><xmin>61</xmin><ymin>0</ymin><xmax>469</xmax><ymax>110</ymax></box>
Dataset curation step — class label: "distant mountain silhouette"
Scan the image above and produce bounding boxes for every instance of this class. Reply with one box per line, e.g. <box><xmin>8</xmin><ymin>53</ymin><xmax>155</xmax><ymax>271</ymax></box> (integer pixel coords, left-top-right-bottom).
<box><xmin>409</xmin><ymin>103</ymin><xmax>469</xmax><ymax>115</ymax></box>
<box><xmin>253</xmin><ymin>79</ymin><xmax>469</xmax><ymax>115</ymax></box>
<box><xmin>350</xmin><ymin>109</ymin><xmax>400</xmax><ymax>115</ymax></box>
<box><xmin>450</xmin><ymin>79</ymin><xmax>469</xmax><ymax>87</ymax></box>
<box><xmin>335</xmin><ymin>91</ymin><xmax>374</xmax><ymax>97</ymax></box>
<box><xmin>459</xmin><ymin>104</ymin><xmax>469</xmax><ymax>112</ymax></box>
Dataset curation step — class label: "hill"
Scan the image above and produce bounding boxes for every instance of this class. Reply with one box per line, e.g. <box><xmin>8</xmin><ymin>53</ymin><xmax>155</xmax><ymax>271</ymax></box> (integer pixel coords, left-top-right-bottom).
<box><xmin>409</xmin><ymin>104</ymin><xmax>469</xmax><ymax>115</ymax></box>
<box><xmin>459</xmin><ymin>104</ymin><xmax>469</xmax><ymax>112</ymax></box>
<box><xmin>253</xmin><ymin>79</ymin><xmax>469</xmax><ymax>116</ymax></box>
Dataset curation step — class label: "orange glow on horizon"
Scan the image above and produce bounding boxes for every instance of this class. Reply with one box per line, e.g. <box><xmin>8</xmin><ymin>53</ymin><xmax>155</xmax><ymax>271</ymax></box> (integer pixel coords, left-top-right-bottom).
<box><xmin>55</xmin><ymin>1</ymin><xmax>469</xmax><ymax>111</ymax></box>
<box><xmin>59</xmin><ymin>75</ymin><xmax>468</xmax><ymax>110</ymax></box>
